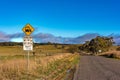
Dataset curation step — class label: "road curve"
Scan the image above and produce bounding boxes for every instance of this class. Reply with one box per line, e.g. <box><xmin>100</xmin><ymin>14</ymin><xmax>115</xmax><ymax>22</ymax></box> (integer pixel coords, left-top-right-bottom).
<box><xmin>74</xmin><ymin>56</ymin><xmax>120</xmax><ymax>80</ymax></box>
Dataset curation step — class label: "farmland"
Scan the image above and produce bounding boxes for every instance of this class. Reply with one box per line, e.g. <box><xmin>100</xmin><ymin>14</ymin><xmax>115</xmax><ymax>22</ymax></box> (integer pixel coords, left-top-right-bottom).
<box><xmin>0</xmin><ymin>45</ymin><xmax>80</xmax><ymax>80</ymax></box>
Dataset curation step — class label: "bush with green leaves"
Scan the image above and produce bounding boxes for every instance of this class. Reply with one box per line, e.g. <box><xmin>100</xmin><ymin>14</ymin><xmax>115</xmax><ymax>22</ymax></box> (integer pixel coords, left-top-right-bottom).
<box><xmin>80</xmin><ymin>36</ymin><xmax>114</xmax><ymax>54</ymax></box>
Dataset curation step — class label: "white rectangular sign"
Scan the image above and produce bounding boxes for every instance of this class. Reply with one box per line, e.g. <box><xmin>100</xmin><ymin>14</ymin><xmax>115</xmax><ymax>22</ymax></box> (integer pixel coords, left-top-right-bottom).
<box><xmin>23</xmin><ymin>36</ymin><xmax>33</xmax><ymax>51</ymax></box>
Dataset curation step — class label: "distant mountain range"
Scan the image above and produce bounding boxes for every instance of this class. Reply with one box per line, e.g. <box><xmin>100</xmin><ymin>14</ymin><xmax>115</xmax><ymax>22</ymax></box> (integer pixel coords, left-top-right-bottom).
<box><xmin>0</xmin><ymin>31</ymin><xmax>120</xmax><ymax>45</ymax></box>
<box><xmin>33</xmin><ymin>33</ymin><xmax>120</xmax><ymax>45</ymax></box>
<box><xmin>33</xmin><ymin>33</ymin><xmax>100</xmax><ymax>44</ymax></box>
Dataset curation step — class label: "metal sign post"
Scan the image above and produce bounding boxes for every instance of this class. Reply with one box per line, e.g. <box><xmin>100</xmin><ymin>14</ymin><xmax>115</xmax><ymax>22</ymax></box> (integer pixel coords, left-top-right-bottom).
<box><xmin>22</xmin><ymin>24</ymin><xmax>34</xmax><ymax>79</ymax></box>
<box><xmin>27</xmin><ymin>50</ymin><xmax>30</xmax><ymax>75</ymax></box>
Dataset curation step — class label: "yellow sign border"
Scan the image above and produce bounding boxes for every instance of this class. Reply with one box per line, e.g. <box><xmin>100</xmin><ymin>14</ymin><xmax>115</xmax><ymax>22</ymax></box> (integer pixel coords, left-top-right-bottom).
<box><xmin>22</xmin><ymin>23</ymin><xmax>34</xmax><ymax>35</ymax></box>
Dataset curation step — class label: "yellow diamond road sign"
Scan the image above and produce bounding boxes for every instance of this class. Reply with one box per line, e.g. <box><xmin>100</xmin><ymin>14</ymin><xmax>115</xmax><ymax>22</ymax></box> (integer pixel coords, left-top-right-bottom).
<box><xmin>22</xmin><ymin>24</ymin><xmax>34</xmax><ymax>35</ymax></box>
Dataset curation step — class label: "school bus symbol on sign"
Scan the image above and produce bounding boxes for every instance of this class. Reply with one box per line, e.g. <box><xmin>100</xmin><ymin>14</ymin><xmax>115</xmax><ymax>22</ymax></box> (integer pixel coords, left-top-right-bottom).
<box><xmin>22</xmin><ymin>24</ymin><xmax>34</xmax><ymax>35</ymax></box>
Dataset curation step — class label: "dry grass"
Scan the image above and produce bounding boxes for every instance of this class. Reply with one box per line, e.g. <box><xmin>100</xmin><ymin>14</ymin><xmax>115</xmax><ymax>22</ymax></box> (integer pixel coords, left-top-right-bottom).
<box><xmin>98</xmin><ymin>46</ymin><xmax>120</xmax><ymax>59</ymax></box>
<box><xmin>0</xmin><ymin>45</ymin><xmax>80</xmax><ymax>80</ymax></box>
<box><xmin>0</xmin><ymin>46</ymin><xmax>24</xmax><ymax>56</ymax></box>
<box><xmin>0</xmin><ymin>59</ymin><xmax>26</xmax><ymax>80</ymax></box>
<box><xmin>38</xmin><ymin>53</ymin><xmax>71</xmax><ymax>66</ymax></box>
<box><xmin>98</xmin><ymin>50</ymin><xmax>120</xmax><ymax>59</ymax></box>
<box><xmin>104</xmin><ymin>51</ymin><xmax>120</xmax><ymax>58</ymax></box>
<box><xmin>0</xmin><ymin>52</ymin><xmax>79</xmax><ymax>80</ymax></box>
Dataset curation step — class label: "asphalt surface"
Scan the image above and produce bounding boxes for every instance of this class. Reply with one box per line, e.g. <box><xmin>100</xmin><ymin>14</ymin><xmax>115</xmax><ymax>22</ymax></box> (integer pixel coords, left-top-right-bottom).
<box><xmin>74</xmin><ymin>56</ymin><xmax>120</xmax><ymax>80</ymax></box>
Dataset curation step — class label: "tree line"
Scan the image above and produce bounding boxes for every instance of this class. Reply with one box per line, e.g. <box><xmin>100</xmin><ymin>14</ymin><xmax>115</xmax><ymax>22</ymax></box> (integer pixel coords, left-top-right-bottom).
<box><xmin>0</xmin><ymin>42</ymin><xmax>69</xmax><ymax>46</ymax></box>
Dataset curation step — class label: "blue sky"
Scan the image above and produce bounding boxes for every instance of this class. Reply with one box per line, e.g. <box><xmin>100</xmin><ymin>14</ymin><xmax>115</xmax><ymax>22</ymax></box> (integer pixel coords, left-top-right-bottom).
<box><xmin>0</xmin><ymin>0</ymin><xmax>120</xmax><ymax>37</ymax></box>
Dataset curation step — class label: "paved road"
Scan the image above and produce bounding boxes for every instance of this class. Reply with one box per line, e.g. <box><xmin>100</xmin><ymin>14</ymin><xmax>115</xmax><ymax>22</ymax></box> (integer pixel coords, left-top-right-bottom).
<box><xmin>74</xmin><ymin>56</ymin><xmax>120</xmax><ymax>80</ymax></box>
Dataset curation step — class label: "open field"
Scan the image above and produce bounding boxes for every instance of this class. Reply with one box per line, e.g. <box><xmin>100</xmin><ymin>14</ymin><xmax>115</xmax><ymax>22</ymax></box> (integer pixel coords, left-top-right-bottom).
<box><xmin>0</xmin><ymin>45</ymin><xmax>80</xmax><ymax>80</ymax></box>
<box><xmin>0</xmin><ymin>44</ymin><xmax>72</xmax><ymax>55</ymax></box>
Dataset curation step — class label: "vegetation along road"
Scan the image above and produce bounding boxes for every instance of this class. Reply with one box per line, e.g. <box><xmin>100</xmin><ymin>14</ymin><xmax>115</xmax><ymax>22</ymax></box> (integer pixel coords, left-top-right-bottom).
<box><xmin>74</xmin><ymin>56</ymin><xmax>120</xmax><ymax>80</ymax></box>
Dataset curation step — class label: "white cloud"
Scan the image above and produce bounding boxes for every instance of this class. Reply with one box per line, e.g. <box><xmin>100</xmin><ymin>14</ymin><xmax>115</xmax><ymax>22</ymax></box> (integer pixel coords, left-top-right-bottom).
<box><xmin>11</xmin><ymin>38</ymin><xmax>23</xmax><ymax>42</ymax></box>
